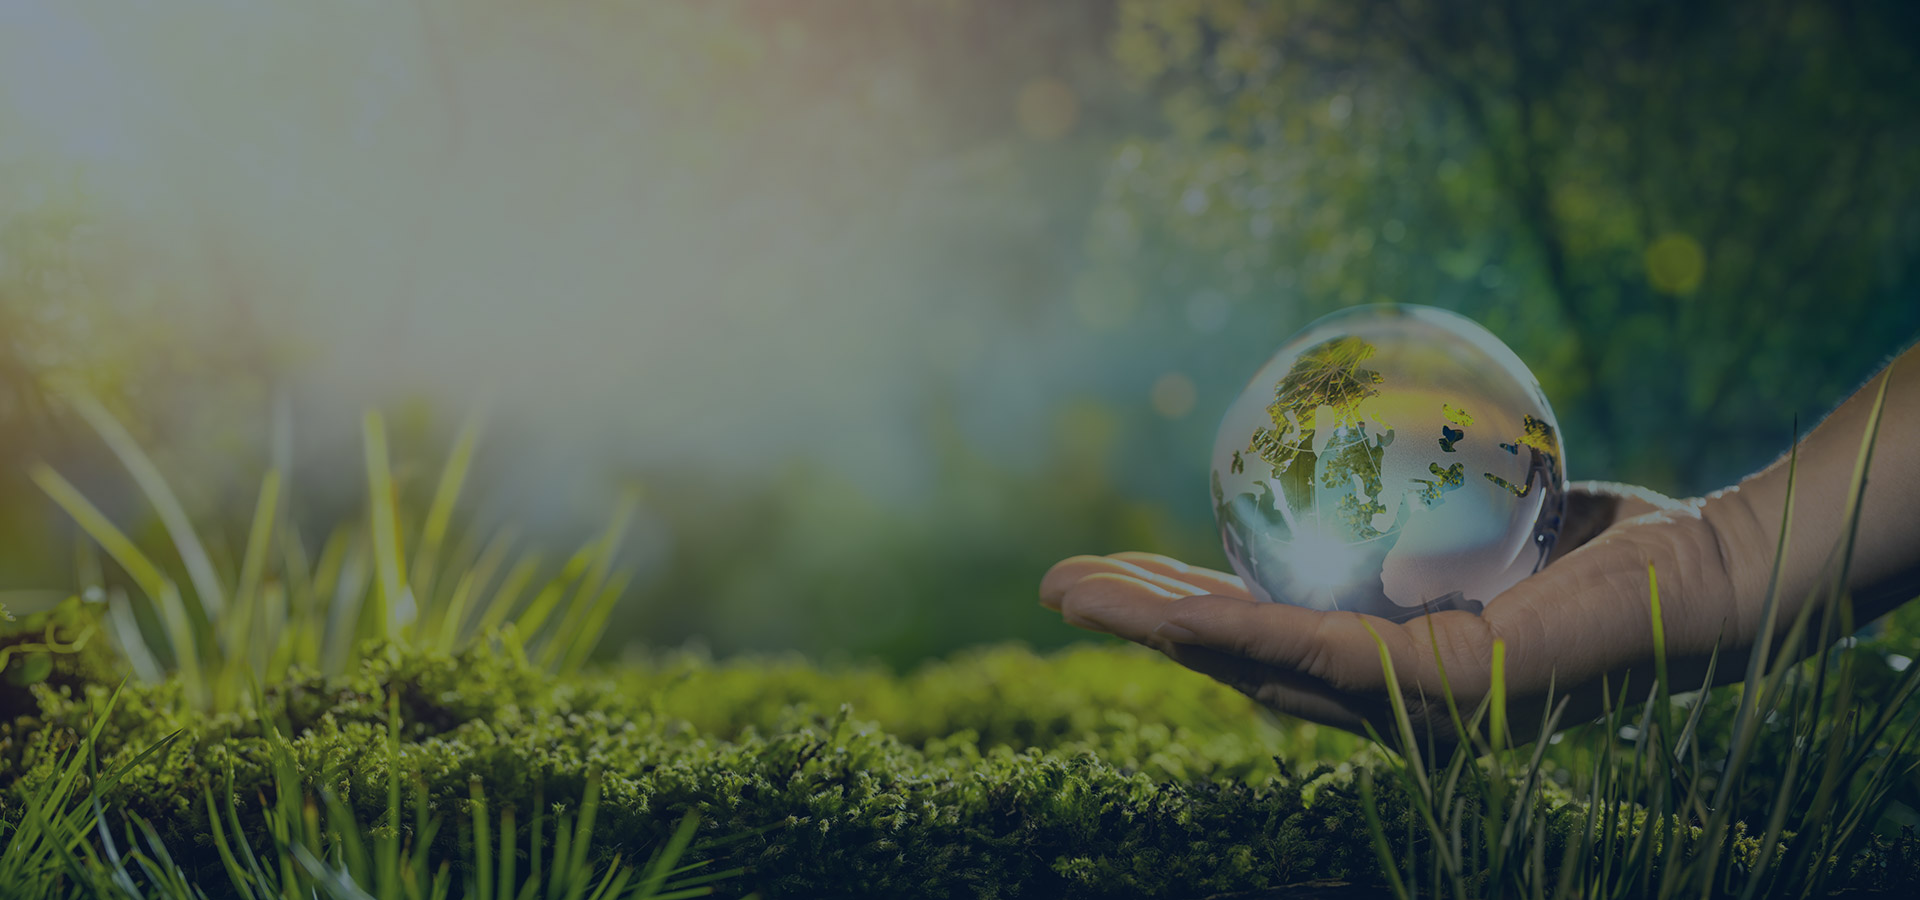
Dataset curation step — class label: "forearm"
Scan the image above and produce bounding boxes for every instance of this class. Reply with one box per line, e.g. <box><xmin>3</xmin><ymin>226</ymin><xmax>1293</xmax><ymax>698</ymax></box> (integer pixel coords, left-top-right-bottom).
<box><xmin>1497</xmin><ymin>343</ymin><xmax>1919</xmax><ymax>703</ymax></box>
<box><xmin>1710</xmin><ymin>341</ymin><xmax>1920</xmax><ymax>641</ymax></box>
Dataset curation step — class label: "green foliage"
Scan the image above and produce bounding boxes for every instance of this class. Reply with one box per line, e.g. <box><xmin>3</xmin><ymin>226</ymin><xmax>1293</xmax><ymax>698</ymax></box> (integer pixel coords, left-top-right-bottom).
<box><xmin>7</xmin><ymin>399</ymin><xmax>1919</xmax><ymax>898</ymax></box>
<box><xmin>0</xmin><ymin>674</ymin><xmax>717</xmax><ymax>900</ymax></box>
<box><xmin>0</xmin><ymin>160</ymin><xmax>134</xmax><ymax>428</ymax></box>
<box><xmin>175</xmin><ymin>701</ymin><xmax>731</xmax><ymax>900</ymax></box>
<box><xmin>0</xmin><ymin>598</ymin><xmax>118</xmax><ymax>723</ymax></box>
<box><xmin>1</xmin><ymin>3</ymin><xmax>1916</xmax><ymax>894</ymax></box>
<box><xmin>0</xmin><ymin>683</ymin><xmax>180</xmax><ymax>900</ymax></box>
<box><xmin>617</xmin><ymin>402</ymin><xmax>1218</xmax><ymax>669</ymax></box>
<box><xmin>2</xmin><ymin>629</ymin><xmax>1919</xmax><ymax>898</ymax></box>
<box><xmin>1099</xmin><ymin>0</ymin><xmax>1920</xmax><ymax>492</ymax></box>
<box><xmin>32</xmin><ymin>403</ymin><xmax>637</xmax><ymax>711</ymax></box>
<box><xmin>9</xmin><ymin>640</ymin><xmax>1389</xmax><ymax>899</ymax></box>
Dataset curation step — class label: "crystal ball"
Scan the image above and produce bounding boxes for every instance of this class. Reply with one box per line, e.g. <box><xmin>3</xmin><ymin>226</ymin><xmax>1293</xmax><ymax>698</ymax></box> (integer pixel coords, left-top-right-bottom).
<box><xmin>1210</xmin><ymin>304</ymin><xmax>1567</xmax><ymax>621</ymax></box>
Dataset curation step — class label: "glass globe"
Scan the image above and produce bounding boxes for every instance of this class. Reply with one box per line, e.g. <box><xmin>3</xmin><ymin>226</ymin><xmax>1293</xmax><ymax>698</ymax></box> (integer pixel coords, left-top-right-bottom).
<box><xmin>1210</xmin><ymin>304</ymin><xmax>1567</xmax><ymax>621</ymax></box>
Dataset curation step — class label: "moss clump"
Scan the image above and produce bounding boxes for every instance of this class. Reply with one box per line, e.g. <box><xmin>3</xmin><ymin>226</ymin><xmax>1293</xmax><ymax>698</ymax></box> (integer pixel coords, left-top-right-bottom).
<box><xmin>7</xmin><ymin>639</ymin><xmax>1402</xmax><ymax>898</ymax></box>
<box><xmin>6</xmin><ymin>636</ymin><xmax>1920</xmax><ymax>899</ymax></box>
<box><xmin>0</xmin><ymin>597</ymin><xmax>118</xmax><ymax>721</ymax></box>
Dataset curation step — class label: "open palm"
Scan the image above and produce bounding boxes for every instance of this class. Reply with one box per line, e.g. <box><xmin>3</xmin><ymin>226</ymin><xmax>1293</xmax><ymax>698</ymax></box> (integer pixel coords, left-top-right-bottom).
<box><xmin>1039</xmin><ymin>482</ymin><xmax>1751</xmax><ymax>744</ymax></box>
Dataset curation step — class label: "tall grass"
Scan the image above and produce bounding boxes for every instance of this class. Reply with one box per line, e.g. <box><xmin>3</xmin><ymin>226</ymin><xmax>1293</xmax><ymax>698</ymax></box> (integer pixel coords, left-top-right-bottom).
<box><xmin>6</xmin><ymin>397</ymin><xmax>735</xmax><ymax>898</ymax></box>
<box><xmin>3</xmin><ymin>685</ymin><xmax>732</xmax><ymax>900</ymax></box>
<box><xmin>168</xmin><ymin>695</ymin><xmax>739</xmax><ymax>900</ymax></box>
<box><xmin>1361</xmin><ymin>365</ymin><xmax>1913</xmax><ymax>898</ymax></box>
<box><xmin>14</xmin><ymin>380</ymin><xmax>1919</xmax><ymax>897</ymax></box>
<box><xmin>31</xmin><ymin>394</ymin><xmax>638</xmax><ymax>710</ymax></box>
<box><xmin>0</xmin><ymin>684</ymin><xmax>177</xmax><ymax>899</ymax></box>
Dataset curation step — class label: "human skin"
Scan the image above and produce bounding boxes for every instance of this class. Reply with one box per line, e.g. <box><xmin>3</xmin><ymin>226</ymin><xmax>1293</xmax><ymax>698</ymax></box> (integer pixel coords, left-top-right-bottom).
<box><xmin>1040</xmin><ymin>342</ymin><xmax>1920</xmax><ymax>744</ymax></box>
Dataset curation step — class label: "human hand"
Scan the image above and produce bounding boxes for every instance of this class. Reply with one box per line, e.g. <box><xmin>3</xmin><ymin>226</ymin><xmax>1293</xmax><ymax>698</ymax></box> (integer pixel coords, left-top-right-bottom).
<box><xmin>1039</xmin><ymin>481</ymin><xmax>1758</xmax><ymax>747</ymax></box>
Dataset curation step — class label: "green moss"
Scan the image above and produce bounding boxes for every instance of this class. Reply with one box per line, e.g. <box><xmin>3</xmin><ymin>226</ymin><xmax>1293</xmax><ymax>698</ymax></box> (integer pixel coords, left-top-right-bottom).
<box><xmin>0</xmin><ymin>597</ymin><xmax>118</xmax><ymax>714</ymax></box>
<box><xmin>4</xmin><ymin>638</ymin><xmax>1399</xmax><ymax>897</ymax></box>
<box><xmin>6</xmin><ymin>635</ymin><xmax>1920</xmax><ymax>898</ymax></box>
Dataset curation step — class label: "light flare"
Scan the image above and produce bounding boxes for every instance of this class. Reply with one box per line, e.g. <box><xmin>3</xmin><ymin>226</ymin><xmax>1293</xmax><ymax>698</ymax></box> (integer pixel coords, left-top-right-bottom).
<box><xmin>1280</xmin><ymin>530</ymin><xmax>1366</xmax><ymax>591</ymax></box>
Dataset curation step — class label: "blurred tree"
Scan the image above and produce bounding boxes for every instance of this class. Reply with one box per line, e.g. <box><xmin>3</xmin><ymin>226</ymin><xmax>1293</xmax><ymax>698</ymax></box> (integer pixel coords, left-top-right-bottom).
<box><xmin>0</xmin><ymin>167</ymin><xmax>95</xmax><ymax>429</ymax></box>
<box><xmin>1099</xmin><ymin>0</ymin><xmax>1920</xmax><ymax>492</ymax></box>
<box><xmin>0</xmin><ymin>162</ymin><xmax>123</xmax><ymax>587</ymax></box>
<box><xmin>617</xmin><ymin>390</ymin><xmax>1216</xmax><ymax>669</ymax></box>
<box><xmin>0</xmin><ymin>151</ymin><xmax>270</xmax><ymax>593</ymax></box>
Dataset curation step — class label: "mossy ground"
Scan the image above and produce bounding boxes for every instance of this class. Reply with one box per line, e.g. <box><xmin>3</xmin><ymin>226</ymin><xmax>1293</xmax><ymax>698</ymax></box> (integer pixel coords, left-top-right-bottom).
<box><xmin>6</xmin><ymin>603</ymin><xmax>1920</xmax><ymax>899</ymax></box>
<box><xmin>5</xmin><ymin>622</ymin><xmax>1394</xmax><ymax>898</ymax></box>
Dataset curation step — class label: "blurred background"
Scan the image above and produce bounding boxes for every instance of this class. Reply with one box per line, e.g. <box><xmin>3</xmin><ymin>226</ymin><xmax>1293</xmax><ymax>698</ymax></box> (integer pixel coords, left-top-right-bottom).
<box><xmin>1</xmin><ymin>0</ymin><xmax>1916</xmax><ymax>669</ymax></box>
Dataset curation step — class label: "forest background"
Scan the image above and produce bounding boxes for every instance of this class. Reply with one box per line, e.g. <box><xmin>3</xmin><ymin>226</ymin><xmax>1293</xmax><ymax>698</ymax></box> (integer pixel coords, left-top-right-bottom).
<box><xmin>1</xmin><ymin>0</ymin><xmax>1916</xmax><ymax>669</ymax></box>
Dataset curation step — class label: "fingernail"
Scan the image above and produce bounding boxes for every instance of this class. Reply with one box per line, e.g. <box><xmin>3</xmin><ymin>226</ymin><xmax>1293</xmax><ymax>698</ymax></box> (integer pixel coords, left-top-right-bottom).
<box><xmin>1154</xmin><ymin>622</ymin><xmax>1200</xmax><ymax>643</ymax></box>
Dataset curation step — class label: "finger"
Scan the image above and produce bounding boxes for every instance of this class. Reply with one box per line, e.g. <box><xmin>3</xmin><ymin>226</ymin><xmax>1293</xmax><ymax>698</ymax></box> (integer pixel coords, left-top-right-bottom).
<box><xmin>1040</xmin><ymin>554</ymin><xmax>1213</xmax><ymax>610</ymax></box>
<box><xmin>1040</xmin><ymin>555</ymin><xmax>1104</xmax><ymax>608</ymax></box>
<box><xmin>1152</xmin><ymin>595</ymin><xmax>1392</xmax><ymax>691</ymax></box>
<box><xmin>1106</xmin><ymin>552</ymin><xmax>1255</xmax><ymax>601</ymax></box>
<box><xmin>1156</xmin><ymin>595</ymin><xmax>1490</xmax><ymax>696</ymax></box>
<box><xmin>1150</xmin><ymin>640</ymin><xmax>1370</xmax><ymax>733</ymax></box>
<box><xmin>1057</xmin><ymin>572</ymin><xmax>1185</xmax><ymax>643</ymax></box>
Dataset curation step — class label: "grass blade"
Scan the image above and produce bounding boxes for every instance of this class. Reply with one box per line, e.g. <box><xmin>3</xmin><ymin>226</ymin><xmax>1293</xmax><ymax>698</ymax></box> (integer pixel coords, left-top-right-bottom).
<box><xmin>33</xmin><ymin>464</ymin><xmax>205</xmax><ymax>703</ymax></box>
<box><xmin>65</xmin><ymin>389</ymin><xmax>229</xmax><ymax>620</ymax></box>
<box><xmin>410</xmin><ymin>412</ymin><xmax>484</xmax><ymax>609</ymax></box>
<box><xmin>364</xmin><ymin>412</ymin><xmax>413</xmax><ymax>639</ymax></box>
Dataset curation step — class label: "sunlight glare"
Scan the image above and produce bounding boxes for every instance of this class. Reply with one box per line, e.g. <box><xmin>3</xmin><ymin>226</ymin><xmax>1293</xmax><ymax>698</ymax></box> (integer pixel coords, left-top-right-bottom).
<box><xmin>1281</xmin><ymin>530</ymin><xmax>1365</xmax><ymax>590</ymax></box>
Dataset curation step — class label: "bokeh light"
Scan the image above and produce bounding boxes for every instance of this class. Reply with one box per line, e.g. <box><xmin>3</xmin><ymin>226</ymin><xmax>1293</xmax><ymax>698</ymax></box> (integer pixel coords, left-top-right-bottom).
<box><xmin>1150</xmin><ymin>372</ymin><xmax>1196</xmax><ymax>419</ymax></box>
<box><xmin>1645</xmin><ymin>233</ymin><xmax>1707</xmax><ymax>295</ymax></box>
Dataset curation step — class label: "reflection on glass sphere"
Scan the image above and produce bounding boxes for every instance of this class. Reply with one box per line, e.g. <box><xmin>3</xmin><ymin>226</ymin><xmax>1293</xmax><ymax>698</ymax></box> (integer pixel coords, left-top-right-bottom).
<box><xmin>1210</xmin><ymin>304</ymin><xmax>1566</xmax><ymax>621</ymax></box>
